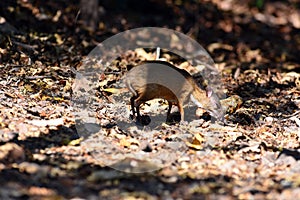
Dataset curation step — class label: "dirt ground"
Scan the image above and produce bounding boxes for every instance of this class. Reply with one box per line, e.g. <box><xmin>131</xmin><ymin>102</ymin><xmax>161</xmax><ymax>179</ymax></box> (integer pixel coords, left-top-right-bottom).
<box><xmin>0</xmin><ymin>0</ymin><xmax>300</xmax><ymax>199</ymax></box>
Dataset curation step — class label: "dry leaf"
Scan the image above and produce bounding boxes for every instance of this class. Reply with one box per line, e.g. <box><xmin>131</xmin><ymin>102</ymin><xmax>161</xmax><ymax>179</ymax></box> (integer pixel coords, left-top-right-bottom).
<box><xmin>186</xmin><ymin>133</ymin><xmax>205</xmax><ymax>150</ymax></box>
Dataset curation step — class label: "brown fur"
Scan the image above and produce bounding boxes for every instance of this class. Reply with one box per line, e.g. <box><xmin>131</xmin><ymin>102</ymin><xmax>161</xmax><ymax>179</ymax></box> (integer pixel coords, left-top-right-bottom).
<box><xmin>125</xmin><ymin>60</ymin><xmax>223</xmax><ymax>121</ymax></box>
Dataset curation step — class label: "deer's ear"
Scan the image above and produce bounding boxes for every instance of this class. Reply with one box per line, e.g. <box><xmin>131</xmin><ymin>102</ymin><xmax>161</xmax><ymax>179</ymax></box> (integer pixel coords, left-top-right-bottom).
<box><xmin>206</xmin><ymin>87</ymin><xmax>213</xmax><ymax>98</ymax></box>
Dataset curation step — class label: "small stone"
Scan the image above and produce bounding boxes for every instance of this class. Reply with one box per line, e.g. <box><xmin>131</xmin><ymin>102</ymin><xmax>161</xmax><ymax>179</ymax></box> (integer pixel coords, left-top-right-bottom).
<box><xmin>265</xmin><ymin>116</ymin><xmax>274</xmax><ymax>124</ymax></box>
<box><xmin>0</xmin><ymin>143</ymin><xmax>25</xmax><ymax>164</ymax></box>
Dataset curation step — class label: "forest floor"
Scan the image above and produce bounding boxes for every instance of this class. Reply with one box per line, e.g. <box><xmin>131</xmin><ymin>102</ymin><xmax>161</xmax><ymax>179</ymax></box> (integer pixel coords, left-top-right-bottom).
<box><xmin>0</xmin><ymin>0</ymin><xmax>300</xmax><ymax>199</ymax></box>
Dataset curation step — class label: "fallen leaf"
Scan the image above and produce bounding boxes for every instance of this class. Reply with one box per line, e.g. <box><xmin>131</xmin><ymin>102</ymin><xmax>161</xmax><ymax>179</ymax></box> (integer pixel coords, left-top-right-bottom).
<box><xmin>186</xmin><ymin>133</ymin><xmax>205</xmax><ymax>150</ymax></box>
<box><xmin>26</xmin><ymin>118</ymin><xmax>64</xmax><ymax>127</ymax></box>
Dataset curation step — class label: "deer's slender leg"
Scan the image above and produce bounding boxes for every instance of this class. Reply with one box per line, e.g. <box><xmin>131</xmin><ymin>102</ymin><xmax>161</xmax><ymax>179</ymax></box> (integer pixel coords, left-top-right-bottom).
<box><xmin>178</xmin><ymin>103</ymin><xmax>184</xmax><ymax>121</ymax></box>
<box><xmin>166</xmin><ymin>101</ymin><xmax>173</xmax><ymax>120</ymax></box>
<box><xmin>130</xmin><ymin>96</ymin><xmax>137</xmax><ymax>118</ymax></box>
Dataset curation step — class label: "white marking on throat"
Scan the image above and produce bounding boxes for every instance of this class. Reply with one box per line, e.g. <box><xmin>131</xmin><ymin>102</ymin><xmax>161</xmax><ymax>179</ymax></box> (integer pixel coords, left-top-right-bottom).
<box><xmin>190</xmin><ymin>94</ymin><xmax>203</xmax><ymax>108</ymax></box>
